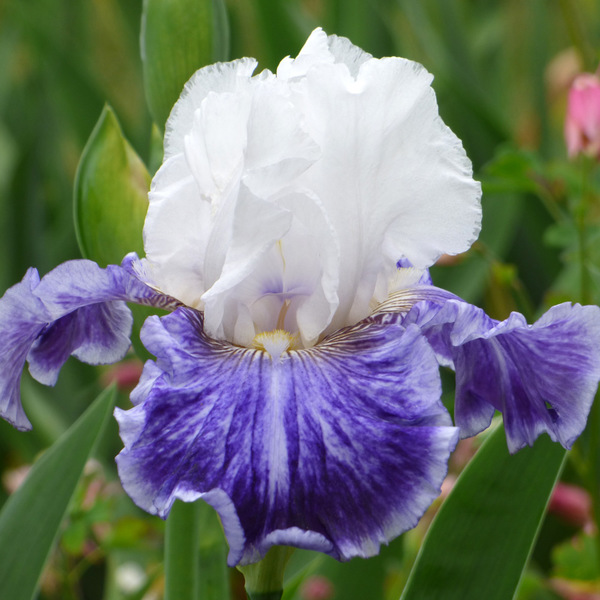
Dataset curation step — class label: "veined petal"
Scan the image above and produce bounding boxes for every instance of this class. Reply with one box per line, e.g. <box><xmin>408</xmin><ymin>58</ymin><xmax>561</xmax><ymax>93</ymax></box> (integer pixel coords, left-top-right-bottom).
<box><xmin>27</xmin><ymin>303</ymin><xmax>132</xmax><ymax>386</ymax></box>
<box><xmin>34</xmin><ymin>256</ymin><xmax>175</xmax><ymax>317</ymax></box>
<box><xmin>0</xmin><ymin>256</ymin><xmax>176</xmax><ymax>430</ymax></box>
<box><xmin>0</xmin><ymin>269</ymin><xmax>46</xmax><ymax>430</ymax></box>
<box><xmin>115</xmin><ymin>307</ymin><xmax>457</xmax><ymax>565</ymax></box>
<box><xmin>401</xmin><ymin>292</ymin><xmax>600</xmax><ymax>452</ymax></box>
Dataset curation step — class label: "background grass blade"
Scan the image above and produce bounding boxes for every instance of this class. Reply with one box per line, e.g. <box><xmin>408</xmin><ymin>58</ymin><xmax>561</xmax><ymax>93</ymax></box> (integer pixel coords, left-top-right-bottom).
<box><xmin>0</xmin><ymin>385</ymin><xmax>117</xmax><ymax>600</ymax></box>
<box><xmin>401</xmin><ymin>424</ymin><xmax>566</xmax><ymax>600</ymax></box>
<box><xmin>141</xmin><ymin>0</ymin><xmax>229</xmax><ymax>130</ymax></box>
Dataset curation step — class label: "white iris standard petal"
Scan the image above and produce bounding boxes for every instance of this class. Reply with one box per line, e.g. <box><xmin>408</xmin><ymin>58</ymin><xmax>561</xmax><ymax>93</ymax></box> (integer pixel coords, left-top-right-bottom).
<box><xmin>288</xmin><ymin>31</ymin><xmax>482</xmax><ymax>336</ymax></box>
<box><xmin>143</xmin><ymin>27</ymin><xmax>482</xmax><ymax>348</ymax></box>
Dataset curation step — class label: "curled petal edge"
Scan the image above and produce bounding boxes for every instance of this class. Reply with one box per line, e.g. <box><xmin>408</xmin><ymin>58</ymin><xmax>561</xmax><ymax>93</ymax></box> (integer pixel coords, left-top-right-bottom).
<box><xmin>0</xmin><ymin>254</ymin><xmax>177</xmax><ymax>430</ymax></box>
<box><xmin>396</xmin><ymin>288</ymin><xmax>600</xmax><ymax>453</ymax></box>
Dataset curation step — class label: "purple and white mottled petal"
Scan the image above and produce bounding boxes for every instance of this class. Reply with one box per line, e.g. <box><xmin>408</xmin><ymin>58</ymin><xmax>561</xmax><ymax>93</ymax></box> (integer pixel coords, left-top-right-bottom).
<box><xmin>36</xmin><ymin>256</ymin><xmax>178</xmax><ymax>317</ymax></box>
<box><xmin>0</xmin><ymin>256</ymin><xmax>176</xmax><ymax>430</ymax></box>
<box><xmin>0</xmin><ymin>269</ymin><xmax>47</xmax><ymax>430</ymax></box>
<box><xmin>401</xmin><ymin>292</ymin><xmax>600</xmax><ymax>452</ymax></box>
<box><xmin>374</xmin><ymin>285</ymin><xmax>458</xmax><ymax>367</ymax></box>
<box><xmin>26</xmin><ymin>258</ymin><xmax>177</xmax><ymax>387</ymax></box>
<box><xmin>27</xmin><ymin>302</ymin><xmax>133</xmax><ymax>386</ymax></box>
<box><xmin>115</xmin><ymin>308</ymin><xmax>458</xmax><ymax>566</ymax></box>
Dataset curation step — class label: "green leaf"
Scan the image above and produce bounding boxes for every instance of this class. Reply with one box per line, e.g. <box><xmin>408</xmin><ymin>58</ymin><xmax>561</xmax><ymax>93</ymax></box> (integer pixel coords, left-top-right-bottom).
<box><xmin>197</xmin><ymin>500</ymin><xmax>230</xmax><ymax>599</ymax></box>
<box><xmin>0</xmin><ymin>386</ymin><xmax>117</xmax><ymax>600</ymax></box>
<box><xmin>165</xmin><ymin>500</ymin><xmax>202</xmax><ymax>600</ymax></box>
<box><xmin>141</xmin><ymin>0</ymin><xmax>230</xmax><ymax>129</ymax></box>
<box><xmin>165</xmin><ymin>499</ymin><xmax>230</xmax><ymax>600</ymax></box>
<box><xmin>401</xmin><ymin>424</ymin><xmax>566</xmax><ymax>600</ymax></box>
<box><xmin>74</xmin><ymin>105</ymin><xmax>149</xmax><ymax>267</ymax></box>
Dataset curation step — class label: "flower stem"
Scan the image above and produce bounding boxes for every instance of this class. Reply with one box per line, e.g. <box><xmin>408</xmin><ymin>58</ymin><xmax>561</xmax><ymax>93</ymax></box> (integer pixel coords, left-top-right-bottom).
<box><xmin>164</xmin><ymin>500</ymin><xmax>201</xmax><ymax>600</ymax></box>
<box><xmin>238</xmin><ymin>546</ymin><xmax>294</xmax><ymax>600</ymax></box>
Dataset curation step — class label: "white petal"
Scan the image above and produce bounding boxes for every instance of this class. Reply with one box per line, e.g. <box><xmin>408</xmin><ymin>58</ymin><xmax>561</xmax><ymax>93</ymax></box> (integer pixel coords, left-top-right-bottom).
<box><xmin>165</xmin><ymin>58</ymin><xmax>258</xmax><ymax>159</ymax></box>
<box><xmin>277</xmin><ymin>28</ymin><xmax>372</xmax><ymax>81</ymax></box>
<box><xmin>144</xmin><ymin>29</ymin><xmax>482</xmax><ymax>347</ymax></box>
<box><xmin>143</xmin><ymin>153</ymin><xmax>210</xmax><ymax>307</ymax></box>
<box><xmin>292</xmin><ymin>55</ymin><xmax>481</xmax><ymax>333</ymax></box>
<box><xmin>243</xmin><ymin>81</ymin><xmax>320</xmax><ymax>197</ymax></box>
<box><xmin>201</xmin><ymin>190</ymin><xmax>294</xmax><ymax>342</ymax></box>
<box><xmin>276</xmin><ymin>191</ymin><xmax>340</xmax><ymax>346</ymax></box>
<box><xmin>325</xmin><ymin>33</ymin><xmax>372</xmax><ymax>76</ymax></box>
<box><xmin>184</xmin><ymin>90</ymin><xmax>250</xmax><ymax>203</ymax></box>
<box><xmin>277</xmin><ymin>28</ymin><xmax>334</xmax><ymax>80</ymax></box>
<box><xmin>202</xmin><ymin>188</ymin><xmax>340</xmax><ymax>348</ymax></box>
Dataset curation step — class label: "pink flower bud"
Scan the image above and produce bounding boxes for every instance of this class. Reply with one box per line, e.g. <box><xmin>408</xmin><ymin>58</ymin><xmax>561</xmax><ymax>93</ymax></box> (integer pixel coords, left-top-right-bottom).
<box><xmin>300</xmin><ymin>575</ymin><xmax>335</xmax><ymax>600</ymax></box>
<box><xmin>101</xmin><ymin>359</ymin><xmax>143</xmax><ymax>390</ymax></box>
<box><xmin>548</xmin><ymin>482</ymin><xmax>592</xmax><ymax>529</ymax></box>
<box><xmin>565</xmin><ymin>72</ymin><xmax>600</xmax><ymax>159</ymax></box>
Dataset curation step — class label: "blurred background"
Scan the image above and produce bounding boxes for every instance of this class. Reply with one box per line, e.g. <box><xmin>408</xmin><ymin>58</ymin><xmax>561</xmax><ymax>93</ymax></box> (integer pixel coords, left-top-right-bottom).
<box><xmin>0</xmin><ymin>1</ymin><xmax>599</xmax><ymax>599</ymax></box>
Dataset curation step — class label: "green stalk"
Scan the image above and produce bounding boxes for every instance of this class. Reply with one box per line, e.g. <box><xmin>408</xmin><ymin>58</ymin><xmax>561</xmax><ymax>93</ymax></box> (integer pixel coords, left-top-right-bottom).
<box><xmin>164</xmin><ymin>500</ymin><xmax>201</xmax><ymax>600</ymax></box>
<box><xmin>238</xmin><ymin>546</ymin><xmax>294</xmax><ymax>600</ymax></box>
<box><xmin>197</xmin><ymin>501</ymin><xmax>230</xmax><ymax>598</ymax></box>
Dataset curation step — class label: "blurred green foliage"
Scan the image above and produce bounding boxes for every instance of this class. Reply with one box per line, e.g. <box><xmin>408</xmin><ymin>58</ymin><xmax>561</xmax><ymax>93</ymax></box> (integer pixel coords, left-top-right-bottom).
<box><xmin>1</xmin><ymin>0</ymin><xmax>600</xmax><ymax>599</ymax></box>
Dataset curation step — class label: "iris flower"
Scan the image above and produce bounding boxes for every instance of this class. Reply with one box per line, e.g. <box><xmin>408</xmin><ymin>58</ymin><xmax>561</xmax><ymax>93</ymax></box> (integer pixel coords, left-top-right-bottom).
<box><xmin>1</xmin><ymin>29</ymin><xmax>600</xmax><ymax>566</ymax></box>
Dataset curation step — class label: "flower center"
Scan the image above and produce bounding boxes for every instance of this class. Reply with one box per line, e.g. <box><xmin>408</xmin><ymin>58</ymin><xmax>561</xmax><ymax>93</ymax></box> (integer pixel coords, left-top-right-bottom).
<box><xmin>252</xmin><ymin>330</ymin><xmax>298</xmax><ymax>359</ymax></box>
<box><xmin>252</xmin><ymin>298</ymin><xmax>298</xmax><ymax>358</ymax></box>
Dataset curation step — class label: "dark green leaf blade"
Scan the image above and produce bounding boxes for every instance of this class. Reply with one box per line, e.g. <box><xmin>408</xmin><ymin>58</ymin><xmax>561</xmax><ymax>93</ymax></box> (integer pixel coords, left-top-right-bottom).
<box><xmin>401</xmin><ymin>424</ymin><xmax>566</xmax><ymax>600</ymax></box>
<box><xmin>165</xmin><ymin>500</ymin><xmax>201</xmax><ymax>600</ymax></box>
<box><xmin>165</xmin><ymin>499</ymin><xmax>230</xmax><ymax>600</ymax></box>
<box><xmin>0</xmin><ymin>386</ymin><xmax>117</xmax><ymax>600</ymax></box>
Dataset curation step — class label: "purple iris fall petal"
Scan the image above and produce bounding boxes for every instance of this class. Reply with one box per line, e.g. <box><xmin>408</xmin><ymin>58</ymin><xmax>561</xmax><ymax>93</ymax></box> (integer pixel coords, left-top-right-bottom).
<box><xmin>0</xmin><ymin>268</ymin><xmax>46</xmax><ymax>430</ymax></box>
<box><xmin>0</xmin><ymin>256</ymin><xmax>175</xmax><ymax>431</ymax></box>
<box><xmin>27</xmin><ymin>302</ymin><xmax>133</xmax><ymax>386</ymax></box>
<box><xmin>402</xmin><ymin>293</ymin><xmax>600</xmax><ymax>453</ymax></box>
<box><xmin>115</xmin><ymin>307</ymin><xmax>458</xmax><ymax>565</ymax></box>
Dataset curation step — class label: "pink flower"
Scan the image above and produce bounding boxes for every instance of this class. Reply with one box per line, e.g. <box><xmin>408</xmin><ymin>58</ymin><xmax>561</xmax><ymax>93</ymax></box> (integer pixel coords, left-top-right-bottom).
<box><xmin>300</xmin><ymin>576</ymin><xmax>335</xmax><ymax>600</ymax></box>
<box><xmin>565</xmin><ymin>72</ymin><xmax>600</xmax><ymax>159</ymax></box>
<box><xmin>548</xmin><ymin>482</ymin><xmax>592</xmax><ymax>530</ymax></box>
